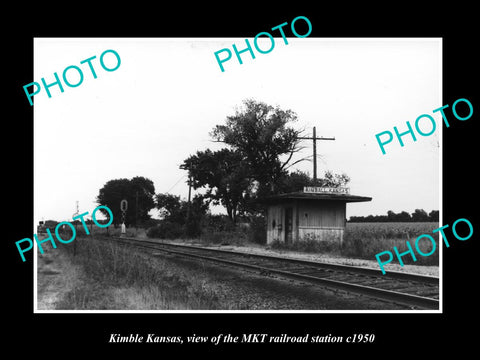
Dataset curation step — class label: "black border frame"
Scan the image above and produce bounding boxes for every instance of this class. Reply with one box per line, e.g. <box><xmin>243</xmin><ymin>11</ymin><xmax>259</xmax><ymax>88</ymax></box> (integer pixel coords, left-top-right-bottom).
<box><xmin>6</xmin><ymin>6</ymin><xmax>478</xmax><ymax>354</ymax></box>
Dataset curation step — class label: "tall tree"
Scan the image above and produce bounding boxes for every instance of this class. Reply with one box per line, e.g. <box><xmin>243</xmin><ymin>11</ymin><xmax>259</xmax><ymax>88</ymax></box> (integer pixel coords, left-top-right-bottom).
<box><xmin>211</xmin><ymin>99</ymin><xmax>306</xmax><ymax>195</ymax></box>
<box><xmin>321</xmin><ymin>171</ymin><xmax>350</xmax><ymax>188</ymax></box>
<box><xmin>181</xmin><ymin>148</ymin><xmax>252</xmax><ymax>223</ymax></box>
<box><xmin>276</xmin><ymin>170</ymin><xmax>315</xmax><ymax>194</ymax></box>
<box><xmin>96</xmin><ymin>176</ymin><xmax>155</xmax><ymax>226</ymax></box>
<box><xmin>184</xmin><ymin>99</ymin><xmax>350</xmax><ymax>220</ymax></box>
<box><xmin>155</xmin><ymin>193</ymin><xmax>208</xmax><ymax>236</ymax></box>
<box><xmin>155</xmin><ymin>193</ymin><xmax>184</xmax><ymax>223</ymax></box>
<box><xmin>276</xmin><ymin>170</ymin><xmax>350</xmax><ymax>194</ymax></box>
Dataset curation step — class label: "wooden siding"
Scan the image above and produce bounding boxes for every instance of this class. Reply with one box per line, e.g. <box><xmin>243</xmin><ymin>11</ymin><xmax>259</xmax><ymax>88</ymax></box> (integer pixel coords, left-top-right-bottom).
<box><xmin>298</xmin><ymin>201</ymin><xmax>346</xmax><ymax>229</ymax></box>
<box><xmin>298</xmin><ymin>228</ymin><xmax>344</xmax><ymax>243</ymax></box>
<box><xmin>266</xmin><ymin>200</ymin><xmax>346</xmax><ymax>244</ymax></box>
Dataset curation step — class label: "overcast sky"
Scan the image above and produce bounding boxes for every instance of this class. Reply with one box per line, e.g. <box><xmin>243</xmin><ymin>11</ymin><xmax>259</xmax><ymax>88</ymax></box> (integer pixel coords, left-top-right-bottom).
<box><xmin>34</xmin><ymin>38</ymin><xmax>441</xmax><ymax>225</ymax></box>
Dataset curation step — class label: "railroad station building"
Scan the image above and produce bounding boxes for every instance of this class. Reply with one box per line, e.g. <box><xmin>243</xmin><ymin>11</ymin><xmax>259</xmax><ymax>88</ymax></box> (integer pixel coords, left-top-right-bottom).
<box><xmin>264</xmin><ymin>187</ymin><xmax>372</xmax><ymax>245</ymax></box>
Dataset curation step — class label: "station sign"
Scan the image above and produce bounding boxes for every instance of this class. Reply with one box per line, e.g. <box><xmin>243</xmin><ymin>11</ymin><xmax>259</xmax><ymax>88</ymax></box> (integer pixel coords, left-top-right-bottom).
<box><xmin>303</xmin><ymin>186</ymin><xmax>350</xmax><ymax>194</ymax></box>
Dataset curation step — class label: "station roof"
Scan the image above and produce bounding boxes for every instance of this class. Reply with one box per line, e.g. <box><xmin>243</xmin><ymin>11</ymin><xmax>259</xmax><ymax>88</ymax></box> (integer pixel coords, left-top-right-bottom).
<box><xmin>263</xmin><ymin>191</ymin><xmax>372</xmax><ymax>203</ymax></box>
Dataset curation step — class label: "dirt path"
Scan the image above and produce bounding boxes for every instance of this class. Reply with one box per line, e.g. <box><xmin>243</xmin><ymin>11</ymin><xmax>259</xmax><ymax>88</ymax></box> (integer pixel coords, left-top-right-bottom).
<box><xmin>36</xmin><ymin>248</ymin><xmax>84</xmax><ymax>310</ymax></box>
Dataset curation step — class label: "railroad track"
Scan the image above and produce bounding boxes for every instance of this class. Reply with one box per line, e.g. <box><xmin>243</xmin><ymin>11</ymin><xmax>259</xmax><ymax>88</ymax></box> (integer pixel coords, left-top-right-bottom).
<box><xmin>99</xmin><ymin>236</ymin><xmax>440</xmax><ymax>310</ymax></box>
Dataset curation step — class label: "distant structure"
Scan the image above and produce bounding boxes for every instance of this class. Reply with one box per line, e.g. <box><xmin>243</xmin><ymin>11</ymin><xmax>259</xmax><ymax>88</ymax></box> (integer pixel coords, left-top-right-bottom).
<box><xmin>264</xmin><ymin>186</ymin><xmax>372</xmax><ymax>245</ymax></box>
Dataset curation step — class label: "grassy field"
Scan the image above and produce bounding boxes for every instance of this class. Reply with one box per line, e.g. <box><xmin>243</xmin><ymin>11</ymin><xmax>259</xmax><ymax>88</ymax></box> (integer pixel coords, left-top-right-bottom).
<box><xmin>342</xmin><ymin>222</ymin><xmax>439</xmax><ymax>265</ymax></box>
<box><xmin>269</xmin><ymin>222</ymin><xmax>440</xmax><ymax>266</ymax></box>
<box><xmin>163</xmin><ymin>221</ymin><xmax>440</xmax><ymax>266</ymax></box>
<box><xmin>52</xmin><ymin>235</ymin><xmax>396</xmax><ymax>310</ymax></box>
<box><xmin>41</xmin><ymin>222</ymin><xmax>440</xmax><ymax>309</ymax></box>
<box><xmin>56</xmin><ymin>235</ymin><xmax>225</xmax><ymax>310</ymax></box>
<box><xmin>63</xmin><ymin>221</ymin><xmax>440</xmax><ymax>267</ymax></box>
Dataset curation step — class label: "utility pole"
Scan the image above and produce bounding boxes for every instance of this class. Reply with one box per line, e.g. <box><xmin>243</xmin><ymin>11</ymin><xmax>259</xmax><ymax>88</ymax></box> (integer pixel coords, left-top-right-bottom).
<box><xmin>186</xmin><ymin>174</ymin><xmax>192</xmax><ymax>220</ymax></box>
<box><xmin>298</xmin><ymin>126</ymin><xmax>335</xmax><ymax>184</ymax></box>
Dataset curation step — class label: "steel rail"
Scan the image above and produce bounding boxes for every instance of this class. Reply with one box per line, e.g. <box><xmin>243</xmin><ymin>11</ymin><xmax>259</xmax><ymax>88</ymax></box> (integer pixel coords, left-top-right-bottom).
<box><xmin>100</xmin><ymin>236</ymin><xmax>439</xmax><ymax>309</ymax></box>
<box><xmin>117</xmin><ymin>236</ymin><xmax>439</xmax><ymax>284</ymax></box>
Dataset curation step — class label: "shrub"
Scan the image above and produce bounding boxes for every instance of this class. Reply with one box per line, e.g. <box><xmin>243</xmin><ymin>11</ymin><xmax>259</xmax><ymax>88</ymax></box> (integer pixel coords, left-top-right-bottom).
<box><xmin>141</xmin><ymin>218</ymin><xmax>161</xmax><ymax>229</ymax></box>
<box><xmin>203</xmin><ymin>214</ymin><xmax>237</xmax><ymax>232</ymax></box>
<box><xmin>146</xmin><ymin>221</ymin><xmax>184</xmax><ymax>239</ymax></box>
<box><xmin>198</xmin><ymin>214</ymin><xmax>266</xmax><ymax>246</ymax></box>
<box><xmin>200</xmin><ymin>230</ymin><xmax>248</xmax><ymax>246</ymax></box>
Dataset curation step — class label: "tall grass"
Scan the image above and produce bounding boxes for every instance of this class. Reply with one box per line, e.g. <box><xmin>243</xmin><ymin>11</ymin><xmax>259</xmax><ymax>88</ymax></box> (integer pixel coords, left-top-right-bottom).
<box><xmin>270</xmin><ymin>236</ymin><xmax>339</xmax><ymax>253</ymax></box>
<box><xmin>199</xmin><ymin>228</ymin><xmax>249</xmax><ymax>246</ymax></box>
<box><xmin>270</xmin><ymin>222</ymin><xmax>439</xmax><ymax>266</ymax></box>
<box><xmin>57</xmin><ymin>236</ymin><xmax>224</xmax><ymax>310</ymax></box>
<box><xmin>77</xmin><ymin>222</ymin><xmax>439</xmax><ymax>268</ymax></box>
<box><xmin>344</xmin><ymin>222</ymin><xmax>439</xmax><ymax>265</ymax></box>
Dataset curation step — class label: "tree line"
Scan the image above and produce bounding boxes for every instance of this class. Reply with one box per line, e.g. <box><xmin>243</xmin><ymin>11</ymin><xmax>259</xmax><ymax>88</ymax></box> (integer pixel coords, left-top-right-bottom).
<box><xmin>349</xmin><ymin>209</ymin><xmax>439</xmax><ymax>223</ymax></box>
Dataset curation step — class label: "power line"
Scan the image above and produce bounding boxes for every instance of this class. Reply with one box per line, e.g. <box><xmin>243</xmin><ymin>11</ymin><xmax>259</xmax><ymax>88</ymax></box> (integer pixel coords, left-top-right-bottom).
<box><xmin>165</xmin><ymin>174</ymin><xmax>187</xmax><ymax>194</ymax></box>
<box><xmin>297</xmin><ymin>126</ymin><xmax>335</xmax><ymax>183</ymax></box>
